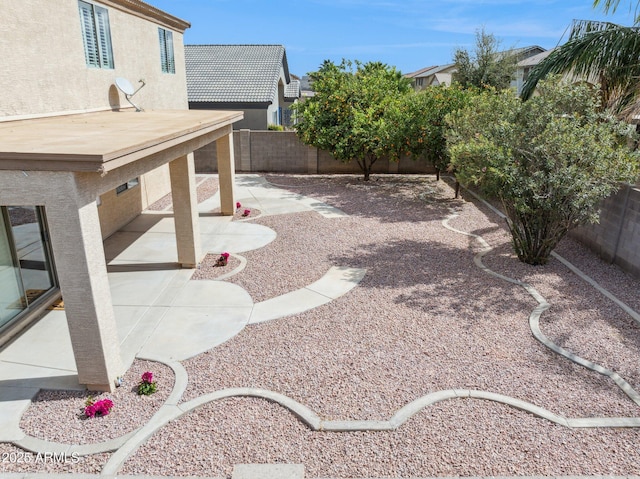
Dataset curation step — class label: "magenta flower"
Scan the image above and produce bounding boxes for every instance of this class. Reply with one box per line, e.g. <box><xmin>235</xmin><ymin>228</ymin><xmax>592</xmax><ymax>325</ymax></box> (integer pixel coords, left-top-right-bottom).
<box><xmin>220</xmin><ymin>252</ymin><xmax>230</xmax><ymax>260</ymax></box>
<box><xmin>141</xmin><ymin>371</ymin><xmax>154</xmax><ymax>384</ymax></box>
<box><xmin>236</xmin><ymin>202</ymin><xmax>241</xmax><ymax>209</ymax></box>
<box><xmin>242</xmin><ymin>209</ymin><xmax>251</xmax><ymax>216</ymax></box>
<box><xmin>85</xmin><ymin>398</ymin><xmax>114</xmax><ymax>418</ymax></box>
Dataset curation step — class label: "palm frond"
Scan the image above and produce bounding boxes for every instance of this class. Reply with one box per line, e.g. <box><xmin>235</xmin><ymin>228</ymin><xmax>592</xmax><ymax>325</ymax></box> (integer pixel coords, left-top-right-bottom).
<box><xmin>522</xmin><ymin>20</ymin><xmax>640</xmax><ymax>108</ymax></box>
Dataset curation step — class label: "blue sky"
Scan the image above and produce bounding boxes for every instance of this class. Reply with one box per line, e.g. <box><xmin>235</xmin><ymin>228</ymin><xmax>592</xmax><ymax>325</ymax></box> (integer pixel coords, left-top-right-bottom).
<box><xmin>149</xmin><ymin>0</ymin><xmax>636</xmax><ymax>77</ymax></box>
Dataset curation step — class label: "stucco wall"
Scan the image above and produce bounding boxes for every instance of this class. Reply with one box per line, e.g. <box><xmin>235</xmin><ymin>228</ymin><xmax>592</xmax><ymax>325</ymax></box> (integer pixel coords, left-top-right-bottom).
<box><xmin>98</xmin><ymin>164</ymin><xmax>172</xmax><ymax>238</ymax></box>
<box><xmin>1</xmin><ymin>0</ymin><xmax>188</xmax><ymax>116</ymax></box>
<box><xmin>0</xmin><ymin>0</ymin><xmax>188</xmax><ymax>238</ymax></box>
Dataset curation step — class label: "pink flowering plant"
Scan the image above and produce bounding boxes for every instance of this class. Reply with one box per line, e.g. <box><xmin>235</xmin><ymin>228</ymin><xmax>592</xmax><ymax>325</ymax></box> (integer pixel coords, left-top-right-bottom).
<box><xmin>216</xmin><ymin>251</ymin><xmax>230</xmax><ymax>267</ymax></box>
<box><xmin>242</xmin><ymin>209</ymin><xmax>251</xmax><ymax>217</ymax></box>
<box><xmin>236</xmin><ymin>201</ymin><xmax>241</xmax><ymax>210</ymax></box>
<box><xmin>137</xmin><ymin>371</ymin><xmax>157</xmax><ymax>396</ymax></box>
<box><xmin>84</xmin><ymin>397</ymin><xmax>114</xmax><ymax>418</ymax></box>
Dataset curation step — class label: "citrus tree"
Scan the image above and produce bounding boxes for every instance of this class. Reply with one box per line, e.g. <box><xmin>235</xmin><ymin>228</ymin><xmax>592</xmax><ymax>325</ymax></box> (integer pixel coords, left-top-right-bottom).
<box><xmin>293</xmin><ymin>60</ymin><xmax>412</xmax><ymax>180</ymax></box>
<box><xmin>446</xmin><ymin>79</ymin><xmax>639</xmax><ymax>265</ymax></box>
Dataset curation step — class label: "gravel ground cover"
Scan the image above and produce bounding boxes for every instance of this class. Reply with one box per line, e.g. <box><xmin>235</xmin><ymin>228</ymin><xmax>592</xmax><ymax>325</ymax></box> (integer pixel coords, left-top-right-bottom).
<box><xmin>3</xmin><ymin>173</ymin><xmax>640</xmax><ymax>477</ymax></box>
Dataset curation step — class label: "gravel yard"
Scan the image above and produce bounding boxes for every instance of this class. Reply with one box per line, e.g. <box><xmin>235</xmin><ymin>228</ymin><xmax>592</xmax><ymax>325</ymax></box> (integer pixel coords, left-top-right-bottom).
<box><xmin>3</xmin><ymin>173</ymin><xmax>640</xmax><ymax>477</ymax></box>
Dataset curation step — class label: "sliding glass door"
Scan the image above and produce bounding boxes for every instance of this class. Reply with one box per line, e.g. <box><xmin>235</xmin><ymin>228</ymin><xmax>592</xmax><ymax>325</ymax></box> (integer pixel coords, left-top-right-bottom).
<box><xmin>0</xmin><ymin>209</ymin><xmax>24</xmax><ymax>328</ymax></box>
<box><xmin>0</xmin><ymin>206</ymin><xmax>56</xmax><ymax>331</ymax></box>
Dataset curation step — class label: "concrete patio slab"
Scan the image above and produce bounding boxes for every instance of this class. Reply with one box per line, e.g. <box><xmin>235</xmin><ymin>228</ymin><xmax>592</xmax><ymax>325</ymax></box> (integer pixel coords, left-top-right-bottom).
<box><xmin>118</xmin><ymin>213</ymin><xmax>175</xmax><ymax>233</ymax></box>
<box><xmin>105</xmin><ymin>231</ymin><xmax>179</xmax><ymax>265</ymax></box>
<box><xmin>138</xmin><ymin>306</ymin><xmax>253</xmax><ymax>361</ymax></box>
<box><xmin>117</xmin><ymin>306</ymin><xmax>169</xmax><ymax>370</ymax></box>
<box><xmin>0</xmin><ymin>310</ymin><xmax>76</xmax><ymax>371</ymax></box>
<box><xmin>171</xmin><ymin>281</ymin><xmax>253</xmax><ymax>308</ymax></box>
<box><xmin>0</xmin><ymin>361</ymin><xmax>80</xmax><ymax>391</ymax></box>
<box><xmin>200</xmin><ymin>223</ymin><xmax>277</xmax><ymax>254</ymax></box>
<box><xmin>109</xmin><ymin>269</ymin><xmax>178</xmax><ymax>306</ymax></box>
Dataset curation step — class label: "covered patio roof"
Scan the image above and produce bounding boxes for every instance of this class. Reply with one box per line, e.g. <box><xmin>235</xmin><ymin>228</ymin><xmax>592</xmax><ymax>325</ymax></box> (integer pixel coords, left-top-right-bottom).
<box><xmin>0</xmin><ymin>109</ymin><xmax>242</xmax><ymax>172</ymax></box>
<box><xmin>0</xmin><ymin>108</ymin><xmax>242</xmax><ymax>392</ymax></box>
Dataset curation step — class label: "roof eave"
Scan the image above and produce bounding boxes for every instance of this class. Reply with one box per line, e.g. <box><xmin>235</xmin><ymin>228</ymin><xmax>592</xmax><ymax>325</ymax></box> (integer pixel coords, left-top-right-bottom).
<box><xmin>99</xmin><ymin>0</ymin><xmax>191</xmax><ymax>32</ymax></box>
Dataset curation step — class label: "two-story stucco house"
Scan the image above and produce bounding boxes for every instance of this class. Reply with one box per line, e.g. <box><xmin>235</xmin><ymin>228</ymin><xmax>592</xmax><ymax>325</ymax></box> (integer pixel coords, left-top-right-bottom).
<box><xmin>0</xmin><ymin>0</ymin><xmax>241</xmax><ymax>391</ymax></box>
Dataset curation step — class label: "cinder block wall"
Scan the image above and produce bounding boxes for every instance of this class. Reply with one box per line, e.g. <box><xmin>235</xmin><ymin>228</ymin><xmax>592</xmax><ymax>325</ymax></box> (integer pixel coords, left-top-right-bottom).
<box><xmin>570</xmin><ymin>185</ymin><xmax>640</xmax><ymax>278</ymax></box>
<box><xmin>193</xmin><ymin>130</ymin><xmax>436</xmax><ymax>175</ymax></box>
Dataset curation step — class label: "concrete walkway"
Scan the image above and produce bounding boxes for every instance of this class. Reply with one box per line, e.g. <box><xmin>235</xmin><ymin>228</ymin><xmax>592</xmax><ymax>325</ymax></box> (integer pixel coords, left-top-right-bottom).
<box><xmin>0</xmin><ymin>175</ymin><xmax>363</xmax><ymax>444</ymax></box>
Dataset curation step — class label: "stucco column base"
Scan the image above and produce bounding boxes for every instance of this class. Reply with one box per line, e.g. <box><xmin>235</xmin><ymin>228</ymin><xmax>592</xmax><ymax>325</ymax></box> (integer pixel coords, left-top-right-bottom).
<box><xmin>46</xmin><ymin>187</ymin><xmax>122</xmax><ymax>393</ymax></box>
<box><xmin>217</xmin><ymin>132</ymin><xmax>236</xmax><ymax>215</ymax></box>
<box><xmin>85</xmin><ymin>383</ymin><xmax>112</xmax><ymax>392</ymax></box>
<box><xmin>169</xmin><ymin>154</ymin><xmax>201</xmax><ymax>268</ymax></box>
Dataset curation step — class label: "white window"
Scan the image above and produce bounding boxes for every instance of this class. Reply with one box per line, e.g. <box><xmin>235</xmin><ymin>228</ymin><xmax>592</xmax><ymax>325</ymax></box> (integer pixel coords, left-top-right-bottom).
<box><xmin>78</xmin><ymin>1</ymin><xmax>114</xmax><ymax>69</ymax></box>
<box><xmin>158</xmin><ymin>28</ymin><xmax>175</xmax><ymax>74</ymax></box>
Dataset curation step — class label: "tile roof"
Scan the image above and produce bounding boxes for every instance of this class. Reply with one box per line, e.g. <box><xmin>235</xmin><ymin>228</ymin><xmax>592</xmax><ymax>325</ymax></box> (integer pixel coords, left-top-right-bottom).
<box><xmin>404</xmin><ymin>66</ymin><xmax>438</xmax><ymax>78</ymax></box>
<box><xmin>413</xmin><ymin>64</ymin><xmax>456</xmax><ymax>79</ymax></box>
<box><xmin>284</xmin><ymin>79</ymin><xmax>300</xmax><ymax>100</ymax></box>
<box><xmin>185</xmin><ymin>44</ymin><xmax>292</xmax><ymax>103</ymax></box>
<box><xmin>517</xmin><ymin>48</ymin><xmax>553</xmax><ymax>67</ymax></box>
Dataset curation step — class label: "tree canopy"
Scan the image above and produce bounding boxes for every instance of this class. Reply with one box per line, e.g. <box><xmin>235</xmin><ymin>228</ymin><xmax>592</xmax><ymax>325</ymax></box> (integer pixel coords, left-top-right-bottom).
<box><xmin>292</xmin><ymin>60</ymin><xmax>412</xmax><ymax>180</ymax></box>
<box><xmin>447</xmin><ymin>78</ymin><xmax>639</xmax><ymax>265</ymax></box>
<box><xmin>452</xmin><ymin>28</ymin><xmax>518</xmax><ymax>90</ymax></box>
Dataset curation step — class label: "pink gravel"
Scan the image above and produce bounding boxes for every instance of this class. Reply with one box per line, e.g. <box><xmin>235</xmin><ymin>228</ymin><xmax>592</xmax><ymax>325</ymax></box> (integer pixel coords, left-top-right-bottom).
<box><xmin>18</xmin><ymin>359</ymin><xmax>174</xmax><ymax>444</ymax></box>
<box><xmin>4</xmin><ymin>173</ymin><xmax>640</xmax><ymax>477</ymax></box>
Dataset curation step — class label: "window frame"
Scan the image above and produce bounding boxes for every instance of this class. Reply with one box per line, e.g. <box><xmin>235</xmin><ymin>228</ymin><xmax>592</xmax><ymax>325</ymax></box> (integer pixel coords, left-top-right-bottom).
<box><xmin>78</xmin><ymin>0</ymin><xmax>114</xmax><ymax>69</ymax></box>
<box><xmin>158</xmin><ymin>27</ymin><xmax>175</xmax><ymax>74</ymax></box>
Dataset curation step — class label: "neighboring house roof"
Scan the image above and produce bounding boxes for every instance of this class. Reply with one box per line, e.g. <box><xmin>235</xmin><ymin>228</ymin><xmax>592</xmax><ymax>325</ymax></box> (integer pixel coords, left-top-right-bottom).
<box><xmin>503</xmin><ymin>45</ymin><xmax>546</xmax><ymax>61</ymax></box>
<box><xmin>517</xmin><ymin>48</ymin><xmax>553</xmax><ymax>67</ymax></box>
<box><xmin>413</xmin><ymin>64</ymin><xmax>456</xmax><ymax>80</ymax></box>
<box><xmin>285</xmin><ymin>79</ymin><xmax>301</xmax><ymax>100</ymax></box>
<box><xmin>404</xmin><ymin>65</ymin><xmax>438</xmax><ymax>79</ymax></box>
<box><xmin>185</xmin><ymin>44</ymin><xmax>293</xmax><ymax>104</ymax></box>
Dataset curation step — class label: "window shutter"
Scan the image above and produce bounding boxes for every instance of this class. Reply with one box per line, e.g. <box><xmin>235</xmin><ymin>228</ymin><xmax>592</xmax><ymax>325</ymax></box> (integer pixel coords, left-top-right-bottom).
<box><xmin>165</xmin><ymin>30</ymin><xmax>175</xmax><ymax>74</ymax></box>
<box><xmin>94</xmin><ymin>6</ymin><xmax>114</xmax><ymax>68</ymax></box>
<box><xmin>158</xmin><ymin>28</ymin><xmax>175</xmax><ymax>74</ymax></box>
<box><xmin>158</xmin><ymin>28</ymin><xmax>168</xmax><ymax>73</ymax></box>
<box><xmin>78</xmin><ymin>1</ymin><xmax>99</xmax><ymax>67</ymax></box>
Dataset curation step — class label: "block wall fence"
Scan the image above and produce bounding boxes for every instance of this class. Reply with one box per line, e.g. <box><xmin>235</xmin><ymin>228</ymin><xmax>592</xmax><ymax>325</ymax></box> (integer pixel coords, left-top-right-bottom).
<box><xmin>194</xmin><ymin>130</ymin><xmax>640</xmax><ymax>279</ymax></box>
<box><xmin>569</xmin><ymin>184</ymin><xmax>640</xmax><ymax>279</ymax></box>
<box><xmin>193</xmin><ymin>130</ymin><xmax>436</xmax><ymax>175</ymax></box>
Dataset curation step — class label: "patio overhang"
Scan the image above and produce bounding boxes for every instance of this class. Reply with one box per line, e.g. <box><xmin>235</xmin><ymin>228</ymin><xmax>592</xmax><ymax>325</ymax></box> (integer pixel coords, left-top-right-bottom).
<box><xmin>0</xmin><ymin>109</ymin><xmax>241</xmax><ymax>173</ymax></box>
<box><xmin>0</xmin><ymin>108</ymin><xmax>243</xmax><ymax>392</ymax></box>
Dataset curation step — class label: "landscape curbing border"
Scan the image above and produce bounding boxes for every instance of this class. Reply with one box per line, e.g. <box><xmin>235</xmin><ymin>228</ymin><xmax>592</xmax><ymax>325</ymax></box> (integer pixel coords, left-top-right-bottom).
<box><xmin>442</xmin><ymin>213</ymin><xmax>640</xmax><ymax>408</ymax></box>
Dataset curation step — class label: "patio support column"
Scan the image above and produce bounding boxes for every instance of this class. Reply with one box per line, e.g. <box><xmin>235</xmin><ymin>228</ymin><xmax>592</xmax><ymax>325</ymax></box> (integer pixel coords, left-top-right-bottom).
<box><xmin>46</xmin><ymin>189</ymin><xmax>122</xmax><ymax>392</ymax></box>
<box><xmin>217</xmin><ymin>132</ymin><xmax>236</xmax><ymax>215</ymax></box>
<box><xmin>169</xmin><ymin>153</ymin><xmax>201</xmax><ymax>268</ymax></box>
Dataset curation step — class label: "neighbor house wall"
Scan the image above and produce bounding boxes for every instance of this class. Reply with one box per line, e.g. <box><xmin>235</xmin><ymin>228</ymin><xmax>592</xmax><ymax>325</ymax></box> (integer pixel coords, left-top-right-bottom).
<box><xmin>190</xmin><ymin>104</ymin><xmax>266</xmax><ymax>130</ymax></box>
<box><xmin>1</xmin><ymin>0</ymin><xmax>188</xmax><ymax>236</ymax></box>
